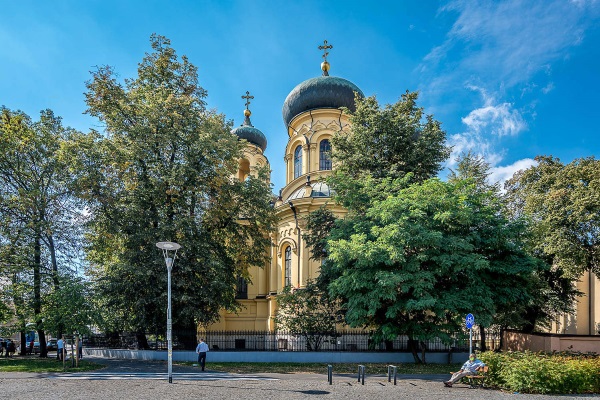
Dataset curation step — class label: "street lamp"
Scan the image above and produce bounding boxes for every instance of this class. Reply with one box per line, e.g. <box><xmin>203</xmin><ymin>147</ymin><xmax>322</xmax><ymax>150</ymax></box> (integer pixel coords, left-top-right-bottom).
<box><xmin>156</xmin><ymin>241</ymin><xmax>181</xmax><ymax>384</ymax></box>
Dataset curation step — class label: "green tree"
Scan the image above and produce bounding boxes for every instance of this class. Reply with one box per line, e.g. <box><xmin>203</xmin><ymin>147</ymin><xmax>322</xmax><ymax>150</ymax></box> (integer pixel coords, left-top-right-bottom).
<box><xmin>40</xmin><ymin>274</ymin><xmax>97</xmax><ymax>337</ymax></box>
<box><xmin>0</xmin><ymin>108</ymin><xmax>84</xmax><ymax>357</ymax></box>
<box><xmin>320</xmin><ymin>174</ymin><xmax>541</xmax><ymax>363</ymax></box>
<box><xmin>505</xmin><ymin>156</ymin><xmax>600</xmax><ymax>280</ymax></box>
<box><xmin>332</xmin><ymin>92</ymin><xmax>450</xmax><ymax>182</ymax></box>
<box><xmin>449</xmin><ymin>153</ymin><xmax>577</xmax><ymax>343</ymax></box>
<box><xmin>302</xmin><ymin>207</ymin><xmax>336</xmax><ymax>261</ymax></box>
<box><xmin>275</xmin><ymin>280</ymin><xmax>340</xmax><ymax>351</ymax></box>
<box><xmin>72</xmin><ymin>34</ymin><xmax>275</xmax><ymax>348</ymax></box>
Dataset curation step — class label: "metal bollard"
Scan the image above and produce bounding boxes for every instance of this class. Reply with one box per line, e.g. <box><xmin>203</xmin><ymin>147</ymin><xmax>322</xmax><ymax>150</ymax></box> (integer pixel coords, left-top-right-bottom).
<box><xmin>388</xmin><ymin>365</ymin><xmax>397</xmax><ymax>385</ymax></box>
<box><xmin>327</xmin><ymin>364</ymin><xmax>333</xmax><ymax>385</ymax></box>
<box><xmin>357</xmin><ymin>364</ymin><xmax>365</xmax><ymax>385</ymax></box>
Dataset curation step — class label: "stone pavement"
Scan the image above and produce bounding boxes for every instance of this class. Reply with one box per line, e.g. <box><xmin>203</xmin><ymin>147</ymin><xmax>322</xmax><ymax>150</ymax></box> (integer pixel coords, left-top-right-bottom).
<box><xmin>0</xmin><ymin>356</ymin><xmax>598</xmax><ymax>399</ymax></box>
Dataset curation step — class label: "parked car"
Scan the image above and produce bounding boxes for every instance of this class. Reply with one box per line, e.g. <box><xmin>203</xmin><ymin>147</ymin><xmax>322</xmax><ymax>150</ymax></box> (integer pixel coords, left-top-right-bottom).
<box><xmin>47</xmin><ymin>339</ymin><xmax>57</xmax><ymax>351</ymax></box>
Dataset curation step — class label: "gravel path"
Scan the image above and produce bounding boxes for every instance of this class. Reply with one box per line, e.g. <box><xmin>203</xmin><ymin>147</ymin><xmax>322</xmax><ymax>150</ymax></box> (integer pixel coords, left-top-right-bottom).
<box><xmin>0</xmin><ymin>356</ymin><xmax>598</xmax><ymax>399</ymax></box>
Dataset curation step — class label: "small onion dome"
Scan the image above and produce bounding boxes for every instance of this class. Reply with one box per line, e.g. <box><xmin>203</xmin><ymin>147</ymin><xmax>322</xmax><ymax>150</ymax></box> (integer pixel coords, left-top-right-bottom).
<box><xmin>231</xmin><ymin>109</ymin><xmax>267</xmax><ymax>152</ymax></box>
<box><xmin>282</xmin><ymin>75</ymin><xmax>364</xmax><ymax>127</ymax></box>
<box><xmin>286</xmin><ymin>182</ymin><xmax>333</xmax><ymax>202</ymax></box>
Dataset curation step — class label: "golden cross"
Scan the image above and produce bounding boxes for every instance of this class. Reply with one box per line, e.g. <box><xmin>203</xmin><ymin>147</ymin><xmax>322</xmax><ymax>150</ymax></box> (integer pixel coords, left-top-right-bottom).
<box><xmin>242</xmin><ymin>91</ymin><xmax>254</xmax><ymax>109</ymax></box>
<box><xmin>318</xmin><ymin>40</ymin><xmax>333</xmax><ymax>62</ymax></box>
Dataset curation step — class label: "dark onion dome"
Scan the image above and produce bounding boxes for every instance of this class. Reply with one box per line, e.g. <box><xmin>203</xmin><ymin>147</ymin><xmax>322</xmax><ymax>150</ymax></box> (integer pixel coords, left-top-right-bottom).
<box><xmin>286</xmin><ymin>182</ymin><xmax>333</xmax><ymax>202</ymax></box>
<box><xmin>282</xmin><ymin>75</ymin><xmax>364</xmax><ymax>127</ymax></box>
<box><xmin>231</xmin><ymin>109</ymin><xmax>267</xmax><ymax>152</ymax></box>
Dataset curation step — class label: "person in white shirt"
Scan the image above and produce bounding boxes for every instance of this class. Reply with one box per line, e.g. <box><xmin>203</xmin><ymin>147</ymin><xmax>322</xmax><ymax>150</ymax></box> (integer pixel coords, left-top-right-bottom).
<box><xmin>444</xmin><ymin>353</ymin><xmax>486</xmax><ymax>387</ymax></box>
<box><xmin>195</xmin><ymin>338</ymin><xmax>209</xmax><ymax>371</ymax></box>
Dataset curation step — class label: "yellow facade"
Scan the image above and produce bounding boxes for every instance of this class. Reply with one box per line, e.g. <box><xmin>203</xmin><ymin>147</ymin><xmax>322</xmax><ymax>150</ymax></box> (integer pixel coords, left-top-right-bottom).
<box><xmin>551</xmin><ymin>272</ymin><xmax>600</xmax><ymax>335</ymax></box>
<box><xmin>210</xmin><ymin>106</ymin><xmax>350</xmax><ymax>332</ymax></box>
<box><xmin>208</xmin><ymin>56</ymin><xmax>599</xmax><ymax>337</ymax></box>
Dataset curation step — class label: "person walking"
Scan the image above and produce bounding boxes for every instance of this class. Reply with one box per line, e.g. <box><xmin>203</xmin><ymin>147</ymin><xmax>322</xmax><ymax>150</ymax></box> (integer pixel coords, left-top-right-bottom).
<box><xmin>6</xmin><ymin>340</ymin><xmax>15</xmax><ymax>357</ymax></box>
<box><xmin>57</xmin><ymin>337</ymin><xmax>64</xmax><ymax>361</ymax></box>
<box><xmin>195</xmin><ymin>338</ymin><xmax>209</xmax><ymax>372</ymax></box>
<box><xmin>78</xmin><ymin>338</ymin><xmax>83</xmax><ymax>359</ymax></box>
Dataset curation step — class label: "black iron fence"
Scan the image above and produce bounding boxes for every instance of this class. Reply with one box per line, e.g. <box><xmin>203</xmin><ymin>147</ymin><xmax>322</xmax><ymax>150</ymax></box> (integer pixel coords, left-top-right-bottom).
<box><xmin>86</xmin><ymin>328</ymin><xmax>500</xmax><ymax>352</ymax></box>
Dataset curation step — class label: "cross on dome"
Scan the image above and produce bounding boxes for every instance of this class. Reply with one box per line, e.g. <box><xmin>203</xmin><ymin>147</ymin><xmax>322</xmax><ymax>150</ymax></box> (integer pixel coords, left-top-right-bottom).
<box><xmin>318</xmin><ymin>40</ymin><xmax>333</xmax><ymax>76</ymax></box>
<box><xmin>242</xmin><ymin>91</ymin><xmax>254</xmax><ymax>110</ymax></box>
<box><xmin>318</xmin><ymin>40</ymin><xmax>333</xmax><ymax>61</ymax></box>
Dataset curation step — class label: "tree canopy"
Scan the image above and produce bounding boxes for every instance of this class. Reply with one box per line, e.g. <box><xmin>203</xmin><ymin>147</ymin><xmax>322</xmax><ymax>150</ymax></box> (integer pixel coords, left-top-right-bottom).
<box><xmin>321</xmin><ymin>174</ymin><xmax>541</xmax><ymax>362</ymax></box>
<box><xmin>0</xmin><ymin>107</ymin><xmax>85</xmax><ymax>356</ymax></box>
<box><xmin>275</xmin><ymin>280</ymin><xmax>341</xmax><ymax>351</ymax></box>
<box><xmin>332</xmin><ymin>92</ymin><xmax>450</xmax><ymax>182</ymax></box>
<box><xmin>505</xmin><ymin>156</ymin><xmax>600</xmax><ymax>280</ymax></box>
<box><xmin>69</xmin><ymin>34</ymin><xmax>276</xmax><ymax>346</ymax></box>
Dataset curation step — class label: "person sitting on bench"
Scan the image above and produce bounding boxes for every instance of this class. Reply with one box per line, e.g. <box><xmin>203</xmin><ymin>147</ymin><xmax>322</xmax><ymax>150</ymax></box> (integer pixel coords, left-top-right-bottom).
<box><xmin>444</xmin><ymin>353</ymin><xmax>485</xmax><ymax>387</ymax></box>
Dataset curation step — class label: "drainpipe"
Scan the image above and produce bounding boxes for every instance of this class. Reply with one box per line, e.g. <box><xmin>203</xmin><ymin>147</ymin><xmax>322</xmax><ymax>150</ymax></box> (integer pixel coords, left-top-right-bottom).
<box><xmin>288</xmin><ymin>201</ymin><xmax>301</xmax><ymax>287</ymax></box>
<box><xmin>590</xmin><ymin>271</ymin><xmax>595</xmax><ymax>335</ymax></box>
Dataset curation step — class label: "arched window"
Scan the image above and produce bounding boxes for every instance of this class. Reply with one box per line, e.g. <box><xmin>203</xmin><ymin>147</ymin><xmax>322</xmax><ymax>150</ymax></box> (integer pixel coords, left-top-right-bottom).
<box><xmin>319</xmin><ymin>139</ymin><xmax>332</xmax><ymax>170</ymax></box>
<box><xmin>294</xmin><ymin>145</ymin><xmax>302</xmax><ymax>179</ymax></box>
<box><xmin>235</xmin><ymin>276</ymin><xmax>248</xmax><ymax>299</ymax></box>
<box><xmin>284</xmin><ymin>246</ymin><xmax>292</xmax><ymax>287</ymax></box>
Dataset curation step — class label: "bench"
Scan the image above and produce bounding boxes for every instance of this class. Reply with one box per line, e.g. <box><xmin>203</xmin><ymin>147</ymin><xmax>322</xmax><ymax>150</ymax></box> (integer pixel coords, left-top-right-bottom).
<box><xmin>448</xmin><ymin>365</ymin><xmax>489</xmax><ymax>388</ymax></box>
<box><xmin>465</xmin><ymin>366</ymin><xmax>489</xmax><ymax>388</ymax></box>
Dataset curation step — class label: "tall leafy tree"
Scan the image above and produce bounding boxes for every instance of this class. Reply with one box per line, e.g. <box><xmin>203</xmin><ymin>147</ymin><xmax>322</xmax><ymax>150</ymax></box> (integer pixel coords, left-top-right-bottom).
<box><xmin>332</xmin><ymin>92</ymin><xmax>450</xmax><ymax>182</ymax></box>
<box><xmin>505</xmin><ymin>156</ymin><xmax>600</xmax><ymax>280</ymax></box>
<box><xmin>0</xmin><ymin>108</ymin><xmax>84</xmax><ymax>357</ymax></box>
<box><xmin>321</xmin><ymin>174</ymin><xmax>540</xmax><ymax>363</ymax></box>
<box><xmin>72</xmin><ymin>35</ymin><xmax>275</xmax><ymax>347</ymax></box>
<box><xmin>449</xmin><ymin>153</ymin><xmax>577</xmax><ymax>343</ymax></box>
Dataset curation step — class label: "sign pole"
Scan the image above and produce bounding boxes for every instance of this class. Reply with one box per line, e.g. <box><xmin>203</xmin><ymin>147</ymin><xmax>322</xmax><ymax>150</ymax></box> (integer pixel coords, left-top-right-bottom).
<box><xmin>469</xmin><ymin>327</ymin><xmax>472</xmax><ymax>355</ymax></box>
<box><xmin>465</xmin><ymin>313</ymin><xmax>475</xmax><ymax>354</ymax></box>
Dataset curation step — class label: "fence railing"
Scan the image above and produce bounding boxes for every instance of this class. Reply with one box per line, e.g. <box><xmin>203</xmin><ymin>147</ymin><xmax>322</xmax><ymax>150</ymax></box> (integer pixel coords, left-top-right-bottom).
<box><xmin>85</xmin><ymin>328</ymin><xmax>500</xmax><ymax>352</ymax></box>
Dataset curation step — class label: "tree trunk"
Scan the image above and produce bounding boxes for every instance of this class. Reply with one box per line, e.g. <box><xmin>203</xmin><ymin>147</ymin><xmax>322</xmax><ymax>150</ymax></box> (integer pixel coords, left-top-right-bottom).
<box><xmin>37</xmin><ymin>329</ymin><xmax>47</xmax><ymax>358</ymax></box>
<box><xmin>47</xmin><ymin>234</ymin><xmax>60</xmax><ymax>288</ymax></box>
<box><xmin>173</xmin><ymin>319</ymin><xmax>197</xmax><ymax>350</ymax></box>
<box><xmin>479</xmin><ymin>326</ymin><xmax>487</xmax><ymax>352</ymax></box>
<box><xmin>19</xmin><ymin>331</ymin><xmax>26</xmax><ymax>356</ymax></box>
<box><xmin>407</xmin><ymin>337</ymin><xmax>423</xmax><ymax>364</ymax></box>
<box><xmin>419</xmin><ymin>340</ymin><xmax>427</xmax><ymax>364</ymax></box>
<box><xmin>33</xmin><ymin>232</ymin><xmax>48</xmax><ymax>358</ymax></box>
<box><xmin>135</xmin><ymin>331</ymin><xmax>149</xmax><ymax>350</ymax></box>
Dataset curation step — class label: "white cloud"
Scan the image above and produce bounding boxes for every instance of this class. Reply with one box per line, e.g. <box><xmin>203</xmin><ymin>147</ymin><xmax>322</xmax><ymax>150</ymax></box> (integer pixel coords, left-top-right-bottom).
<box><xmin>419</xmin><ymin>0</ymin><xmax>598</xmax><ymax>100</ymax></box>
<box><xmin>446</xmin><ymin>86</ymin><xmax>526</xmax><ymax>169</ymax></box>
<box><xmin>489</xmin><ymin>158</ymin><xmax>537</xmax><ymax>187</ymax></box>
<box><xmin>541</xmin><ymin>82</ymin><xmax>555</xmax><ymax>94</ymax></box>
<box><xmin>436</xmin><ymin>1</ymin><xmax>592</xmax><ymax>85</ymax></box>
<box><xmin>429</xmin><ymin>1</ymin><xmax>598</xmax><ymax>185</ymax></box>
<box><xmin>571</xmin><ymin>0</ymin><xmax>599</xmax><ymax>8</ymax></box>
<box><xmin>447</xmin><ymin>131</ymin><xmax>504</xmax><ymax>168</ymax></box>
<box><xmin>462</xmin><ymin>102</ymin><xmax>526</xmax><ymax>138</ymax></box>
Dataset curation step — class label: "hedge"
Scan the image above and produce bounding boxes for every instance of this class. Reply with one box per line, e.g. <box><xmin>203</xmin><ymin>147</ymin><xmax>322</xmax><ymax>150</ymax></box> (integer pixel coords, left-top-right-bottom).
<box><xmin>478</xmin><ymin>351</ymin><xmax>600</xmax><ymax>394</ymax></box>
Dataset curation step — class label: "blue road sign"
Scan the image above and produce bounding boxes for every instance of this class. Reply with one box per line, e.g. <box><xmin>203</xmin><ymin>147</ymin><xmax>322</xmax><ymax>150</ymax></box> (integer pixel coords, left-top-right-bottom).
<box><xmin>466</xmin><ymin>313</ymin><xmax>475</xmax><ymax>329</ymax></box>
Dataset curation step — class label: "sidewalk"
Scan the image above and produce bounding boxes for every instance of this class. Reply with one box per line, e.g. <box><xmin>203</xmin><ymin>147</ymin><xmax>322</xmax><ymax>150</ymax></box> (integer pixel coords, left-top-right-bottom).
<box><xmin>2</xmin><ymin>356</ymin><xmax>597</xmax><ymax>400</ymax></box>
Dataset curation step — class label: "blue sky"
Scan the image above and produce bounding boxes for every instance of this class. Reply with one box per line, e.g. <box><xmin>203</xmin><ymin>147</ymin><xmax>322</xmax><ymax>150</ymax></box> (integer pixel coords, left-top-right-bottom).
<box><xmin>1</xmin><ymin>0</ymin><xmax>599</xmax><ymax>191</ymax></box>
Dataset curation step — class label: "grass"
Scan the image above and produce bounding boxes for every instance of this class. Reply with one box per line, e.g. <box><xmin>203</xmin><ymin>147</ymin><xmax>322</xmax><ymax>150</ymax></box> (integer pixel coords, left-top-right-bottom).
<box><xmin>0</xmin><ymin>355</ymin><xmax>459</xmax><ymax>375</ymax></box>
<box><xmin>176</xmin><ymin>361</ymin><xmax>462</xmax><ymax>374</ymax></box>
<box><xmin>0</xmin><ymin>355</ymin><xmax>103</xmax><ymax>373</ymax></box>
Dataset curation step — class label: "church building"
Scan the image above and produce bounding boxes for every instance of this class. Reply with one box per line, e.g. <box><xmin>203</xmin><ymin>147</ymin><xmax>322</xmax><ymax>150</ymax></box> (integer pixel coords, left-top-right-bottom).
<box><xmin>207</xmin><ymin>41</ymin><xmax>361</xmax><ymax>331</ymax></box>
<box><xmin>207</xmin><ymin>41</ymin><xmax>599</xmax><ymax>338</ymax></box>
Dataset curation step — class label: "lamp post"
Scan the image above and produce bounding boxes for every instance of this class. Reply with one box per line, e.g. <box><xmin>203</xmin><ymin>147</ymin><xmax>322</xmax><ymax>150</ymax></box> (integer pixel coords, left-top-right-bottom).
<box><xmin>156</xmin><ymin>241</ymin><xmax>181</xmax><ymax>384</ymax></box>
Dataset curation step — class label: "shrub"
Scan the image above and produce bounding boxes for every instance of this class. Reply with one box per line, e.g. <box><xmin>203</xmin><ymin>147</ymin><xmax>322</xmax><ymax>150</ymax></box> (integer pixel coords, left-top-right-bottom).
<box><xmin>479</xmin><ymin>351</ymin><xmax>600</xmax><ymax>394</ymax></box>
